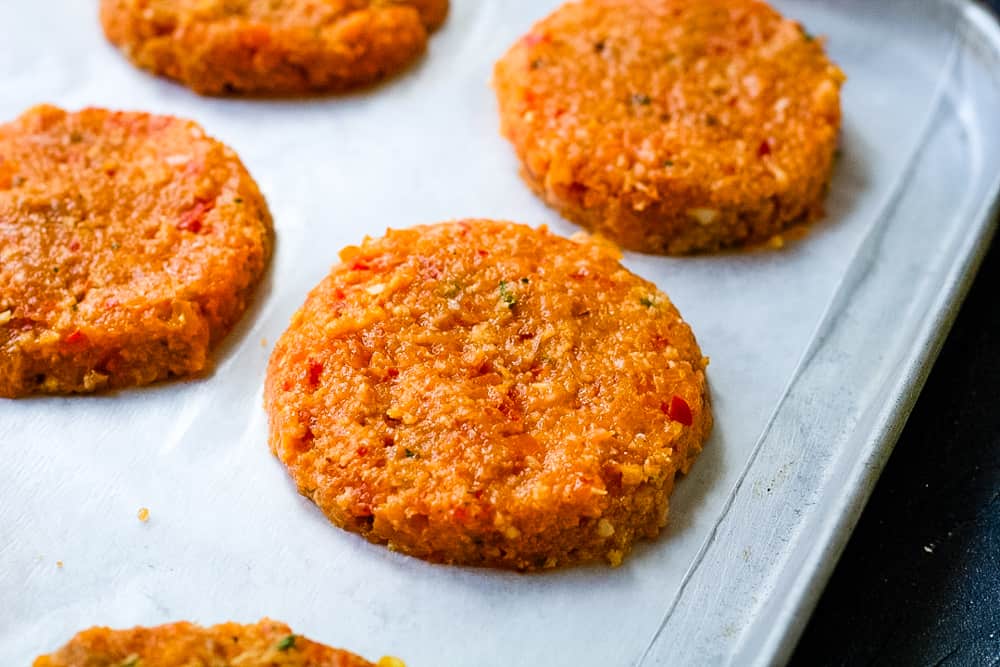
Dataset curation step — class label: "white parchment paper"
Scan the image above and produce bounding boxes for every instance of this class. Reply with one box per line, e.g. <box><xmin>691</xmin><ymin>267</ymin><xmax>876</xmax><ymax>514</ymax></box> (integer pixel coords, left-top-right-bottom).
<box><xmin>0</xmin><ymin>1</ymin><xmax>956</xmax><ymax>664</ymax></box>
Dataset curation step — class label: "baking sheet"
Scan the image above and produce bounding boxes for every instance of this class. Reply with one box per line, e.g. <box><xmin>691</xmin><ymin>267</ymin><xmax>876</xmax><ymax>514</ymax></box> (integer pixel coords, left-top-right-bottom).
<box><xmin>2</xmin><ymin>1</ymin><xmax>999</xmax><ymax>665</ymax></box>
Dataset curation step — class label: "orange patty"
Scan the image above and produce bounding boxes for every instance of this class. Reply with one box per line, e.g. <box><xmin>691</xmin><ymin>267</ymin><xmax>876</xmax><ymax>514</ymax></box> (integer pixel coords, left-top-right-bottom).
<box><xmin>494</xmin><ymin>0</ymin><xmax>845</xmax><ymax>254</ymax></box>
<box><xmin>33</xmin><ymin>619</ymin><xmax>397</xmax><ymax>667</ymax></box>
<box><xmin>0</xmin><ymin>105</ymin><xmax>272</xmax><ymax>397</ymax></box>
<box><xmin>265</xmin><ymin>220</ymin><xmax>711</xmax><ymax>570</ymax></box>
<box><xmin>100</xmin><ymin>0</ymin><xmax>449</xmax><ymax>95</ymax></box>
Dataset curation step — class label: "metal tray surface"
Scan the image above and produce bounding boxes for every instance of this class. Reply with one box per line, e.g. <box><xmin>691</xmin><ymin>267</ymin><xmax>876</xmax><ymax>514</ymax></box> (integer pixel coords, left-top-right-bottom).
<box><xmin>1</xmin><ymin>1</ymin><xmax>998</xmax><ymax>665</ymax></box>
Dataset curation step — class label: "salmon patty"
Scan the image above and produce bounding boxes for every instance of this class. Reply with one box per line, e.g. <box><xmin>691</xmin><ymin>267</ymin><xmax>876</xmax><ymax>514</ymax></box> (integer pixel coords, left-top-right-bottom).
<box><xmin>494</xmin><ymin>0</ymin><xmax>845</xmax><ymax>254</ymax></box>
<box><xmin>100</xmin><ymin>0</ymin><xmax>449</xmax><ymax>95</ymax></box>
<box><xmin>34</xmin><ymin>618</ymin><xmax>398</xmax><ymax>667</ymax></box>
<box><xmin>0</xmin><ymin>105</ymin><xmax>272</xmax><ymax>397</ymax></box>
<box><xmin>265</xmin><ymin>220</ymin><xmax>711</xmax><ymax>570</ymax></box>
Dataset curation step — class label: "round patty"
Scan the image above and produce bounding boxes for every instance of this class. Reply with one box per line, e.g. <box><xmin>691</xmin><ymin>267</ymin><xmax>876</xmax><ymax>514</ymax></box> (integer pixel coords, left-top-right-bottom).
<box><xmin>33</xmin><ymin>618</ymin><xmax>392</xmax><ymax>667</ymax></box>
<box><xmin>493</xmin><ymin>0</ymin><xmax>845</xmax><ymax>254</ymax></box>
<box><xmin>0</xmin><ymin>105</ymin><xmax>272</xmax><ymax>398</ymax></box>
<box><xmin>265</xmin><ymin>220</ymin><xmax>711</xmax><ymax>570</ymax></box>
<box><xmin>100</xmin><ymin>0</ymin><xmax>450</xmax><ymax>95</ymax></box>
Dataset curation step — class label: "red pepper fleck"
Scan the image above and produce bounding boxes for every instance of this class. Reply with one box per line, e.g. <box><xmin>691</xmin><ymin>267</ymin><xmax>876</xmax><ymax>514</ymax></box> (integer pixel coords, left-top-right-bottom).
<box><xmin>333</xmin><ymin>288</ymin><xmax>346</xmax><ymax>301</ymax></box>
<box><xmin>453</xmin><ymin>507</ymin><xmax>469</xmax><ymax>521</ymax></box>
<box><xmin>69</xmin><ymin>240</ymin><xmax>81</xmax><ymax>252</ymax></box>
<box><xmin>299</xmin><ymin>424</ymin><xmax>315</xmax><ymax>452</ymax></box>
<box><xmin>386</xmin><ymin>368</ymin><xmax>399</xmax><ymax>379</ymax></box>
<box><xmin>477</xmin><ymin>249</ymin><xmax>489</xmax><ymax>257</ymax></box>
<box><xmin>652</xmin><ymin>335</ymin><xmax>671</xmax><ymax>350</ymax></box>
<box><xmin>356</xmin><ymin>446</ymin><xmax>368</xmax><ymax>457</ymax></box>
<box><xmin>758</xmin><ymin>139</ymin><xmax>772</xmax><ymax>157</ymax></box>
<box><xmin>64</xmin><ymin>329</ymin><xmax>87</xmax><ymax>345</ymax></box>
<box><xmin>666</xmin><ymin>395</ymin><xmax>693</xmax><ymax>426</ymax></box>
<box><xmin>351</xmin><ymin>260</ymin><xmax>371</xmax><ymax>271</ymax></box>
<box><xmin>307</xmin><ymin>360</ymin><xmax>323</xmax><ymax>387</ymax></box>
<box><xmin>177</xmin><ymin>200</ymin><xmax>214</xmax><ymax>233</ymax></box>
<box><xmin>567</xmin><ymin>182</ymin><xmax>588</xmax><ymax>199</ymax></box>
<box><xmin>522</xmin><ymin>33</ymin><xmax>547</xmax><ymax>47</ymax></box>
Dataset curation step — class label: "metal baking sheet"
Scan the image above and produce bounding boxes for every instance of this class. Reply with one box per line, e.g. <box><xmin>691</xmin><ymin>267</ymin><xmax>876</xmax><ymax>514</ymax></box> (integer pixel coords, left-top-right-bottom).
<box><xmin>2</xmin><ymin>1</ymin><xmax>998</xmax><ymax>665</ymax></box>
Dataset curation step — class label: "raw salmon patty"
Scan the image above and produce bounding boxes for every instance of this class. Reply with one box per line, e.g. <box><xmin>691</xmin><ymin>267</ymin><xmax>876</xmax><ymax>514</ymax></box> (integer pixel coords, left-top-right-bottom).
<box><xmin>101</xmin><ymin>0</ymin><xmax>449</xmax><ymax>95</ymax></box>
<box><xmin>34</xmin><ymin>618</ymin><xmax>398</xmax><ymax>667</ymax></box>
<box><xmin>265</xmin><ymin>220</ymin><xmax>711</xmax><ymax>569</ymax></box>
<box><xmin>494</xmin><ymin>0</ymin><xmax>845</xmax><ymax>254</ymax></box>
<box><xmin>0</xmin><ymin>105</ymin><xmax>272</xmax><ymax>397</ymax></box>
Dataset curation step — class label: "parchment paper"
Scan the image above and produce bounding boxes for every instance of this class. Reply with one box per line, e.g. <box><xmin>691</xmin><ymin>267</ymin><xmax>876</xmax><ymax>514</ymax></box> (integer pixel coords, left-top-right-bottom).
<box><xmin>0</xmin><ymin>1</ymin><xmax>959</xmax><ymax>664</ymax></box>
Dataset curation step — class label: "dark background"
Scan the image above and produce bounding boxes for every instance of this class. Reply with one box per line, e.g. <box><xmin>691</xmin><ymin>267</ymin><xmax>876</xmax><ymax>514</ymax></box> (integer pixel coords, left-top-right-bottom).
<box><xmin>791</xmin><ymin>3</ymin><xmax>1000</xmax><ymax>662</ymax></box>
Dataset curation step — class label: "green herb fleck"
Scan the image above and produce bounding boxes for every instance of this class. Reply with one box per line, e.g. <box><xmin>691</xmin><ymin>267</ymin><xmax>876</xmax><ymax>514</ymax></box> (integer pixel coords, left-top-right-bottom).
<box><xmin>520</xmin><ymin>277</ymin><xmax>530</xmax><ymax>284</ymax></box>
<box><xmin>52</xmin><ymin>267</ymin><xmax>60</xmax><ymax>274</ymax></box>
<box><xmin>803</xmin><ymin>30</ymin><xmax>815</xmax><ymax>42</ymax></box>
<box><xmin>404</xmin><ymin>449</ymin><xmax>417</xmax><ymax>458</ymax></box>
<box><xmin>443</xmin><ymin>281</ymin><xmax>463</xmax><ymax>298</ymax></box>
<box><xmin>530</xmin><ymin>59</ymin><xmax>544</xmax><ymax>69</ymax></box>
<box><xmin>111</xmin><ymin>242</ymin><xmax>121</xmax><ymax>251</ymax></box>
<box><xmin>706</xmin><ymin>115</ymin><xmax>719</xmax><ymax>127</ymax></box>
<box><xmin>498</xmin><ymin>280</ymin><xmax>517</xmax><ymax>308</ymax></box>
<box><xmin>69</xmin><ymin>131</ymin><xmax>83</xmax><ymax>144</ymax></box>
<box><xmin>276</xmin><ymin>635</ymin><xmax>297</xmax><ymax>651</ymax></box>
<box><xmin>594</xmin><ymin>40</ymin><xmax>606</xmax><ymax>53</ymax></box>
<box><xmin>119</xmin><ymin>655</ymin><xmax>141</xmax><ymax>667</ymax></box>
<box><xmin>631</xmin><ymin>93</ymin><xmax>652</xmax><ymax>106</ymax></box>
<box><xmin>663</xmin><ymin>160</ymin><xmax>675</xmax><ymax>168</ymax></box>
<box><xmin>234</xmin><ymin>197</ymin><xmax>243</xmax><ymax>204</ymax></box>
<box><xmin>640</xmin><ymin>295</ymin><xmax>657</xmax><ymax>308</ymax></box>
